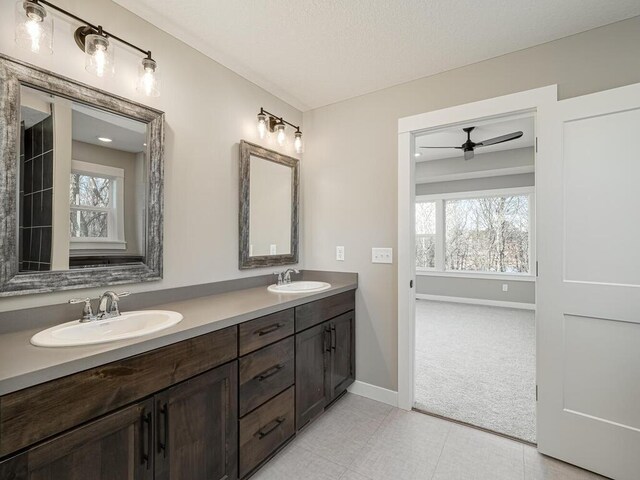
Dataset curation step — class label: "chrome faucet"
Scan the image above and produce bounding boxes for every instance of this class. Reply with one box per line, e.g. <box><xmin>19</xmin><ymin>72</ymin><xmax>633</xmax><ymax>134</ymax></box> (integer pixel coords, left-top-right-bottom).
<box><xmin>282</xmin><ymin>268</ymin><xmax>300</xmax><ymax>284</ymax></box>
<box><xmin>69</xmin><ymin>291</ymin><xmax>130</xmax><ymax>322</ymax></box>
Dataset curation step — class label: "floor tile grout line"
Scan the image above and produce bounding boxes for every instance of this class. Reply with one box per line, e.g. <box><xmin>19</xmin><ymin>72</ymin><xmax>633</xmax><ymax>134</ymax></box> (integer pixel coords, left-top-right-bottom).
<box><xmin>428</xmin><ymin>420</ymin><xmax>454</xmax><ymax>480</ymax></box>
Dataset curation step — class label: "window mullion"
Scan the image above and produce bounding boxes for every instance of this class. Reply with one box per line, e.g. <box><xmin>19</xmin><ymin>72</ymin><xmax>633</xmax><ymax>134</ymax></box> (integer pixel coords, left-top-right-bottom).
<box><xmin>435</xmin><ymin>199</ymin><xmax>445</xmax><ymax>271</ymax></box>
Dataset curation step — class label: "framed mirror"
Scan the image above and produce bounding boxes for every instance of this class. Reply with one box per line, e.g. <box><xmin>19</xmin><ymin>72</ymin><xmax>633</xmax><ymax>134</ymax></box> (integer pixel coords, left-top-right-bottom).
<box><xmin>0</xmin><ymin>55</ymin><xmax>164</xmax><ymax>296</ymax></box>
<box><xmin>239</xmin><ymin>140</ymin><xmax>299</xmax><ymax>269</ymax></box>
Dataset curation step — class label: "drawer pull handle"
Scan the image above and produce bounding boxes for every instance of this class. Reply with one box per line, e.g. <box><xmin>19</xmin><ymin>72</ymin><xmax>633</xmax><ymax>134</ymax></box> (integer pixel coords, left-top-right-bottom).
<box><xmin>256</xmin><ymin>417</ymin><xmax>285</xmax><ymax>439</ymax></box>
<box><xmin>256</xmin><ymin>323</ymin><xmax>284</xmax><ymax>336</ymax></box>
<box><xmin>255</xmin><ymin>364</ymin><xmax>284</xmax><ymax>381</ymax></box>
<box><xmin>141</xmin><ymin>411</ymin><xmax>152</xmax><ymax>469</ymax></box>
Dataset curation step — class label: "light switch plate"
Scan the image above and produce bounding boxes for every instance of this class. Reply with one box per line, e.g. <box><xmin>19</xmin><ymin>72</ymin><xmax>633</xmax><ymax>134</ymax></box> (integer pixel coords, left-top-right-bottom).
<box><xmin>372</xmin><ymin>247</ymin><xmax>393</xmax><ymax>264</ymax></box>
<box><xmin>502</xmin><ymin>284</ymin><xmax>509</xmax><ymax>292</ymax></box>
<box><xmin>336</xmin><ymin>246</ymin><xmax>345</xmax><ymax>261</ymax></box>
<box><xmin>270</xmin><ymin>244</ymin><xmax>277</xmax><ymax>255</ymax></box>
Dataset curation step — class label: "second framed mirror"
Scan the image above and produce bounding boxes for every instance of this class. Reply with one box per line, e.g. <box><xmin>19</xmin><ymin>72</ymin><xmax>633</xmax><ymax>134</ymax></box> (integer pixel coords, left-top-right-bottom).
<box><xmin>239</xmin><ymin>140</ymin><xmax>299</xmax><ymax>269</ymax></box>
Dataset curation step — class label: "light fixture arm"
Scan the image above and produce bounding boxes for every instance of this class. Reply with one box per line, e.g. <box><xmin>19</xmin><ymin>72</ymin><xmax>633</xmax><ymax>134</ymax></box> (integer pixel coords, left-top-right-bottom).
<box><xmin>34</xmin><ymin>0</ymin><xmax>154</xmax><ymax>60</ymax></box>
<box><xmin>259</xmin><ymin>107</ymin><xmax>301</xmax><ymax>133</ymax></box>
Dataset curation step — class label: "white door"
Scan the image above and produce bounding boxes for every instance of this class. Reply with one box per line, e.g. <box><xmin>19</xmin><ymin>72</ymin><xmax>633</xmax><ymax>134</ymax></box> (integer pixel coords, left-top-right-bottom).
<box><xmin>536</xmin><ymin>83</ymin><xmax>640</xmax><ymax>480</ymax></box>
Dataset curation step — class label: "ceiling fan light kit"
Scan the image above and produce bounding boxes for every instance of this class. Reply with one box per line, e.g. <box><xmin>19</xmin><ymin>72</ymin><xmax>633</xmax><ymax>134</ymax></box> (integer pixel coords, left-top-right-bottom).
<box><xmin>421</xmin><ymin>126</ymin><xmax>523</xmax><ymax>160</ymax></box>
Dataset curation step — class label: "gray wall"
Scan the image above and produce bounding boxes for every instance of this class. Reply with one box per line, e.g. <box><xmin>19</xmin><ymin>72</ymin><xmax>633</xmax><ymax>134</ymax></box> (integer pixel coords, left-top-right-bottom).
<box><xmin>302</xmin><ymin>16</ymin><xmax>640</xmax><ymax>392</ymax></box>
<box><xmin>416</xmin><ymin>275</ymin><xmax>535</xmax><ymax>304</ymax></box>
<box><xmin>416</xmin><ymin>172</ymin><xmax>534</xmax><ymax>196</ymax></box>
<box><xmin>0</xmin><ymin>0</ymin><xmax>302</xmax><ymax>312</ymax></box>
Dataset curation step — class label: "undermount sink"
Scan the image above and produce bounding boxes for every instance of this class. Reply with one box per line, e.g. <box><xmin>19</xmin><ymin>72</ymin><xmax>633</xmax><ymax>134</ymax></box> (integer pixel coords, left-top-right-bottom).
<box><xmin>30</xmin><ymin>310</ymin><xmax>183</xmax><ymax>347</ymax></box>
<box><xmin>267</xmin><ymin>281</ymin><xmax>331</xmax><ymax>294</ymax></box>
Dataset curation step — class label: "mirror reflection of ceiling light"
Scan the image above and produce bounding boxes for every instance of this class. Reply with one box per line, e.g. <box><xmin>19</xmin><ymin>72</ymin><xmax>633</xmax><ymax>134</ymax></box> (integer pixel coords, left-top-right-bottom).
<box><xmin>414</xmin><ymin>152</ymin><xmax>422</xmax><ymax>157</ymax></box>
<box><xmin>15</xmin><ymin>0</ymin><xmax>161</xmax><ymax>96</ymax></box>
<box><xmin>98</xmin><ymin>137</ymin><xmax>113</xmax><ymax>143</ymax></box>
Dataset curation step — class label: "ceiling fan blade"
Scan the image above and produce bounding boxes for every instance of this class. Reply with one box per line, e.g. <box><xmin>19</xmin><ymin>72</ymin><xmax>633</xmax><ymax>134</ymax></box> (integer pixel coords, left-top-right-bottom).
<box><xmin>476</xmin><ymin>131</ymin><xmax>523</xmax><ymax>147</ymax></box>
<box><xmin>464</xmin><ymin>150</ymin><xmax>474</xmax><ymax>161</ymax></box>
<box><xmin>419</xmin><ymin>146</ymin><xmax>463</xmax><ymax>149</ymax></box>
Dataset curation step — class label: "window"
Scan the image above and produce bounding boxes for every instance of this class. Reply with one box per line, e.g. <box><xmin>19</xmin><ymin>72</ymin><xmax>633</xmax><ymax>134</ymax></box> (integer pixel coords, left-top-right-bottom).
<box><xmin>416</xmin><ymin>188</ymin><xmax>534</xmax><ymax>277</ymax></box>
<box><xmin>416</xmin><ymin>201</ymin><xmax>436</xmax><ymax>269</ymax></box>
<box><xmin>69</xmin><ymin>160</ymin><xmax>125</xmax><ymax>250</ymax></box>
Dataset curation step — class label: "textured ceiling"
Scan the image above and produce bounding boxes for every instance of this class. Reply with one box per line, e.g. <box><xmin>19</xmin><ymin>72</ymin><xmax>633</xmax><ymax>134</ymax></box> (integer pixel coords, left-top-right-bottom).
<box><xmin>114</xmin><ymin>0</ymin><xmax>640</xmax><ymax>110</ymax></box>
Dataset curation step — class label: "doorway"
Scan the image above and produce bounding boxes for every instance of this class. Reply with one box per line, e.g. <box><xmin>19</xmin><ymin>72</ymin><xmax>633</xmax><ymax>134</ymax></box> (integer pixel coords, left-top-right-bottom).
<box><xmin>410</xmin><ymin>113</ymin><xmax>537</xmax><ymax>442</ymax></box>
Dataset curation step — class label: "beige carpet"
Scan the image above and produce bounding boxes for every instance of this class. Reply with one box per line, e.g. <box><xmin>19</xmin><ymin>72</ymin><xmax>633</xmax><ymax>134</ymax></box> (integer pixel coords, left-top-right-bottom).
<box><xmin>414</xmin><ymin>299</ymin><xmax>536</xmax><ymax>443</ymax></box>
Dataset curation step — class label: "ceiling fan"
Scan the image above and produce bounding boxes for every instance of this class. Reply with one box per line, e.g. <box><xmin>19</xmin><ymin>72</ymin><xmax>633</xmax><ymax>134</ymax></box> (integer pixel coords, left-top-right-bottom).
<box><xmin>420</xmin><ymin>126</ymin><xmax>523</xmax><ymax>160</ymax></box>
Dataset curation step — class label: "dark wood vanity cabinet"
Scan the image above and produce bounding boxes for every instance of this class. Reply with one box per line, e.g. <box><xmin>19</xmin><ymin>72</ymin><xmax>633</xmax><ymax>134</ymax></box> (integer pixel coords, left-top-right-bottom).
<box><xmin>295</xmin><ymin>292</ymin><xmax>356</xmax><ymax>430</ymax></box>
<box><xmin>0</xmin><ymin>362</ymin><xmax>238</xmax><ymax>480</ymax></box>
<box><xmin>0</xmin><ymin>399</ymin><xmax>154</xmax><ymax>480</ymax></box>
<box><xmin>154</xmin><ymin>362</ymin><xmax>238</xmax><ymax>480</ymax></box>
<box><xmin>0</xmin><ymin>289</ymin><xmax>356</xmax><ymax>480</ymax></box>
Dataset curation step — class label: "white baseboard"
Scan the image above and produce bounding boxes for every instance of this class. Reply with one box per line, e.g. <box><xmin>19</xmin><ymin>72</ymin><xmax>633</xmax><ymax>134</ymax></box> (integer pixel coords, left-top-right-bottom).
<box><xmin>347</xmin><ymin>380</ymin><xmax>398</xmax><ymax>407</ymax></box>
<box><xmin>416</xmin><ymin>293</ymin><xmax>536</xmax><ymax>311</ymax></box>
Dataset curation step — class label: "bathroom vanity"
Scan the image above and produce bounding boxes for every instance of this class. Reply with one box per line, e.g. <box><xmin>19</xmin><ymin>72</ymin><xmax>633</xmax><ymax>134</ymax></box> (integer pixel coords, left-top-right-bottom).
<box><xmin>0</xmin><ymin>283</ymin><xmax>356</xmax><ymax>479</ymax></box>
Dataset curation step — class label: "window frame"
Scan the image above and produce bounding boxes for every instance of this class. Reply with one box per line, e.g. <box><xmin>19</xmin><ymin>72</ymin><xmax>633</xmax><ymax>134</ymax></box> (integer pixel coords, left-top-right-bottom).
<box><xmin>416</xmin><ymin>186</ymin><xmax>535</xmax><ymax>280</ymax></box>
<box><xmin>69</xmin><ymin>160</ymin><xmax>126</xmax><ymax>251</ymax></box>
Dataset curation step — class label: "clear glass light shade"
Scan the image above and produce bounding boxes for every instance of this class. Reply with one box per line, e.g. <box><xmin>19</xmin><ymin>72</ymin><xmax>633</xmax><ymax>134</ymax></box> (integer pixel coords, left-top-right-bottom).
<box><xmin>275</xmin><ymin>123</ymin><xmax>286</xmax><ymax>146</ymax></box>
<box><xmin>137</xmin><ymin>58</ymin><xmax>160</xmax><ymax>97</ymax></box>
<box><xmin>85</xmin><ymin>33</ymin><xmax>114</xmax><ymax>78</ymax></box>
<box><xmin>294</xmin><ymin>131</ymin><xmax>303</xmax><ymax>153</ymax></box>
<box><xmin>15</xmin><ymin>1</ymin><xmax>53</xmax><ymax>55</ymax></box>
<box><xmin>257</xmin><ymin>113</ymin><xmax>267</xmax><ymax>139</ymax></box>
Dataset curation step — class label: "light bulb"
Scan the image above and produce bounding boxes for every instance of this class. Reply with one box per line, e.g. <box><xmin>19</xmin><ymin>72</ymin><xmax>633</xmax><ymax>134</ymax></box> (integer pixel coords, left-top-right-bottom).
<box><xmin>15</xmin><ymin>1</ymin><xmax>53</xmax><ymax>55</ymax></box>
<box><xmin>275</xmin><ymin>122</ymin><xmax>286</xmax><ymax>146</ymax></box>
<box><xmin>294</xmin><ymin>131</ymin><xmax>303</xmax><ymax>153</ymax></box>
<box><xmin>257</xmin><ymin>112</ymin><xmax>267</xmax><ymax>139</ymax></box>
<box><xmin>137</xmin><ymin>57</ymin><xmax>160</xmax><ymax>97</ymax></box>
<box><xmin>85</xmin><ymin>31</ymin><xmax>114</xmax><ymax>78</ymax></box>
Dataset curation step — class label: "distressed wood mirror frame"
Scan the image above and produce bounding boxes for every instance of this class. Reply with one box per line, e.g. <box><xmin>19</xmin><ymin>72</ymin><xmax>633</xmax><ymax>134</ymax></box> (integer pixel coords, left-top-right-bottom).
<box><xmin>0</xmin><ymin>55</ymin><xmax>165</xmax><ymax>296</ymax></box>
<box><xmin>239</xmin><ymin>140</ymin><xmax>299</xmax><ymax>269</ymax></box>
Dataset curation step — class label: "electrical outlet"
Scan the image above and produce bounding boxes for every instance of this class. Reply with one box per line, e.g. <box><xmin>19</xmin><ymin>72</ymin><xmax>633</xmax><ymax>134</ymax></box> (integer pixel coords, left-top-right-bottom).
<box><xmin>372</xmin><ymin>247</ymin><xmax>393</xmax><ymax>264</ymax></box>
<box><xmin>270</xmin><ymin>244</ymin><xmax>277</xmax><ymax>255</ymax></box>
<box><xmin>336</xmin><ymin>246</ymin><xmax>345</xmax><ymax>261</ymax></box>
<box><xmin>502</xmin><ymin>284</ymin><xmax>509</xmax><ymax>292</ymax></box>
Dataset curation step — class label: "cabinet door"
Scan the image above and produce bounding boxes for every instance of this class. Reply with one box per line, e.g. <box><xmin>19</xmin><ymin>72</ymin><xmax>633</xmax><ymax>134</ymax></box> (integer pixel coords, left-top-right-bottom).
<box><xmin>154</xmin><ymin>361</ymin><xmax>238</xmax><ymax>480</ymax></box>
<box><xmin>330</xmin><ymin>311</ymin><xmax>355</xmax><ymax>401</ymax></box>
<box><xmin>0</xmin><ymin>399</ymin><xmax>154</xmax><ymax>480</ymax></box>
<box><xmin>295</xmin><ymin>321</ymin><xmax>331</xmax><ymax>429</ymax></box>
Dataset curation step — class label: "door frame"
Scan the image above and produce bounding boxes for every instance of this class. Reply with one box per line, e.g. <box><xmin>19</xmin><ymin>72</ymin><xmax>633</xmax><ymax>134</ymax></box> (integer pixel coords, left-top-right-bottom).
<box><xmin>396</xmin><ymin>85</ymin><xmax>558</xmax><ymax>411</ymax></box>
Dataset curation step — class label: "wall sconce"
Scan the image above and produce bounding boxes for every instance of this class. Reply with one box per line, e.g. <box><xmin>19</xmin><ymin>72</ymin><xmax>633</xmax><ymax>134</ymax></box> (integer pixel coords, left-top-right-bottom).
<box><xmin>15</xmin><ymin>0</ymin><xmax>161</xmax><ymax>97</ymax></box>
<box><xmin>256</xmin><ymin>108</ymin><xmax>303</xmax><ymax>153</ymax></box>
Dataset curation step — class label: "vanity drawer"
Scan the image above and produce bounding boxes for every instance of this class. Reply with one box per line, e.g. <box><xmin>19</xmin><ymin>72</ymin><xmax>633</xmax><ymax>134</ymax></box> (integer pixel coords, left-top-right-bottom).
<box><xmin>0</xmin><ymin>326</ymin><xmax>237</xmax><ymax>457</ymax></box>
<box><xmin>239</xmin><ymin>337</ymin><xmax>294</xmax><ymax>416</ymax></box>
<box><xmin>239</xmin><ymin>308</ymin><xmax>294</xmax><ymax>355</ymax></box>
<box><xmin>295</xmin><ymin>290</ymin><xmax>355</xmax><ymax>332</ymax></box>
<box><xmin>239</xmin><ymin>386</ymin><xmax>295</xmax><ymax>478</ymax></box>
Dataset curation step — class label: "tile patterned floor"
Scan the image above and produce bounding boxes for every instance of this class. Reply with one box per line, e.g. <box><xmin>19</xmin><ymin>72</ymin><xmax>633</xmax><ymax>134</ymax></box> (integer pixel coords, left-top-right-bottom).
<box><xmin>252</xmin><ymin>393</ymin><xmax>607</xmax><ymax>480</ymax></box>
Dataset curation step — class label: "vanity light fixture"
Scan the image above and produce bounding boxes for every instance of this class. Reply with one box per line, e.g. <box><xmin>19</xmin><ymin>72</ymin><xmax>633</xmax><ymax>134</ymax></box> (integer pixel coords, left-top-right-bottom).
<box><xmin>275</xmin><ymin>120</ymin><xmax>286</xmax><ymax>146</ymax></box>
<box><xmin>15</xmin><ymin>0</ymin><xmax>161</xmax><ymax>96</ymax></box>
<box><xmin>256</xmin><ymin>107</ymin><xmax>302</xmax><ymax>152</ymax></box>
<box><xmin>15</xmin><ymin>0</ymin><xmax>53</xmax><ymax>54</ymax></box>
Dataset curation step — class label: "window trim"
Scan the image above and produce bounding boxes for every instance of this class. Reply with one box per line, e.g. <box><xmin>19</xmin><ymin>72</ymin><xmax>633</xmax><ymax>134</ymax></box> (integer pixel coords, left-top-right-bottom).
<box><xmin>416</xmin><ymin>186</ymin><xmax>535</xmax><ymax>279</ymax></box>
<box><xmin>69</xmin><ymin>160</ymin><xmax>126</xmax><ymax>251</ymax></box>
